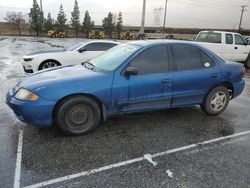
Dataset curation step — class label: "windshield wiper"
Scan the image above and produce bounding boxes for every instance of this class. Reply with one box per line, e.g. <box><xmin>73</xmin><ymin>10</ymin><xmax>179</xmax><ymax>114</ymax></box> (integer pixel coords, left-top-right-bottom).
<box><xmin>81</xmin><ymin>62</ymin><xmax>95</xmax><ymax>70</ymax></box>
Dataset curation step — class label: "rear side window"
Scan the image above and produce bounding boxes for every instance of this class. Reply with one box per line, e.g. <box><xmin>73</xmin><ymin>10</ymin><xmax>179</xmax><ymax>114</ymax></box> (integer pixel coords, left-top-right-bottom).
<box><xmin>200</xmin><ymin>50</ymin><xmax>215</xmax><ymax>67</ymax></box>
<box><xmin>130</xmin><ymin>45</ymin><xmax>169</xmax><ymax>75</ymax></box>
<box><xmin>84</xmin><ymin>43</ymin><xmax>117</xmax><ymax>51</ymax></box>
<box><xmin>235</xmin><ymin>35</ymin><xmax>246</xmax><ymax>45</ymax></box>
<box><xmin>226</xmin><ymin>34</ymin><xmax>233</xmax><ymax>44</ymax></box>
<box><xmin>196</xmin><ymin>32</ymin><xmax>222</xmax><ymax>43</ymax></box>
<box><xmin>171</xmin><ymin>44</ymin><xmax>214</xmax><ymax>71</ymax></box>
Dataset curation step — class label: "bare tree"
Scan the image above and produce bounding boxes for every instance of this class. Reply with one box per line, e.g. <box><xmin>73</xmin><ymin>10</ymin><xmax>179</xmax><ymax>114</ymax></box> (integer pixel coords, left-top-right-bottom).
<box><xmin>4</xmin><ymin>11</ymin><xmax>26</xmax><ymax>35</ymax></box>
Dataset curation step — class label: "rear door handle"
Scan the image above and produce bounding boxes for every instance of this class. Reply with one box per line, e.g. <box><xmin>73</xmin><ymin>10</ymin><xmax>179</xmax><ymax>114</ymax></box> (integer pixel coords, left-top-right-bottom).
<box><xmin>235</xmin><ymin>46</ymin><xmax>238</xmax><ymax>49</ymax></box>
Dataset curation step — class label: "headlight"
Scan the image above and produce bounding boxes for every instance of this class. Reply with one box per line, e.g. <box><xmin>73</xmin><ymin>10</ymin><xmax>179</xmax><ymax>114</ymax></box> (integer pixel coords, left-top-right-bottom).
<box><xmin>15</xmin><ymin>88</ymin><xmax>39</xmax><ymax>101</ymax></box>
<box><xmin>24</xmin><ymin>58</ymin><xmax>33</xmax><ymax>62</ymax></box>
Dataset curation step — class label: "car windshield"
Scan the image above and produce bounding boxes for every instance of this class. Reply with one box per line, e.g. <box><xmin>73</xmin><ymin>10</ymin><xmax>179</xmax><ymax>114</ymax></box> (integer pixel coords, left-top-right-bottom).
<box><xmin>66</xmin><ymin>43</ymin><xmax>84</xmax><ymax>51</ymax></box>
<box><xmin>87</xmin><ymin>43</ymin><xmax>141</xmax><ymax>71</ymax></box>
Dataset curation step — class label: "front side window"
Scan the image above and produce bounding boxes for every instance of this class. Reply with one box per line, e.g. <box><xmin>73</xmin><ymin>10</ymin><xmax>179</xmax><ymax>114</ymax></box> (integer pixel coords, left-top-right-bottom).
<box><xmin>130</xmin><ymin>45</ymin><xmax>169</xmax><ymax>75</ymax></box>
<box><xmin>235</xmin><ymin>35</ymin><xmax>246</xmax><ymax>45</ymax></box>
<box><xmin>84</xmin><ymin>42</ymin><xmax>117</xmax><ymax>51</ymax></box>
<box><xmin>226</xmin><ymin>34</ymin><xmax>233</xmax><ymax>44</ymax></box>
<box><xmin>171</xmin><ymin>44</ymin><xmax>210</xmax><ymax>71</ymax></box>
<box><xmin>196</xmin><ymin>32</ymin><xmax>222</xmax><ymax>43</ymax></box>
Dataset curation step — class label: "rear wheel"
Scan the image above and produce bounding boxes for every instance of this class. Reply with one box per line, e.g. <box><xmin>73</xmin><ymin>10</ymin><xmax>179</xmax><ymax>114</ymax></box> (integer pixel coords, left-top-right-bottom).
<box><xmin>55</xmin><ymin>96</ymin><xmax>100</xmax><ymax>135</ymax></box>
<box><xmin>200</xmin><ymin>86</ymin><xmax>230</xmax><ymax>115</ymax></box>
<box><xmin>38</xmin><ymin>60</ymin><xmax>61</xmax><ymax>70</ymax></box>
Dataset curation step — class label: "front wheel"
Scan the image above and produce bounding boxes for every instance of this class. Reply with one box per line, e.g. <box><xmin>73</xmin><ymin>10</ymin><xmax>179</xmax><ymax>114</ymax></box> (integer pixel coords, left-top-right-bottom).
<box><xmin>200</xmin><ymin>86</ymin><xmax>230</xmax><ymax>116</ymax></box>
<box><xmin>38</xmin><ymin>60</ymin><xmax>61</xmax><ymax>70</ymax></box>
<box><xmin>55</xmin><ymin>96</ymin><xmax>100</xmax><ymax>135</ymax></box>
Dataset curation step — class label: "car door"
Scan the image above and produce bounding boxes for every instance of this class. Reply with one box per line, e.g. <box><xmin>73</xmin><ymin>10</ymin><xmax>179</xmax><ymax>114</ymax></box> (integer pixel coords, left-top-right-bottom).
<box><xmin>112</xmin><ymin>44</ymin><xmax>173</xmax><ymax>113</ymax></box>
<box><xmin>77</xmin><ymin>42</ymin><xmax>117</xmax><ymax>63</ymax></box>
<box><xmin>233</xmin><ymin>34</ymin><xmax>249</xmax><ymax>61</ymax></box>
<box><xmin>222</xmin><ymin>33</ymin><xmax>234</xmax><ymax>60</ymax></box>
<box><xmin>170</xmin><ymin>44</ymin><xmax>218</xmax><ymax>107</ymax></box>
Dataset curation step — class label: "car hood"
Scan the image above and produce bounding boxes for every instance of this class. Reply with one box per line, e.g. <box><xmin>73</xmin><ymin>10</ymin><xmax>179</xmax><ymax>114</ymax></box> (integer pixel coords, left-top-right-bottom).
<box><xmin>24</xmin><ymin>49</ymin><xmax>66</xmax><ymax>58</ymax></box>
<box><xmin>12</xmin><ymin>64</ymin><xmax>113</xmax><ymax>101</ymax></box>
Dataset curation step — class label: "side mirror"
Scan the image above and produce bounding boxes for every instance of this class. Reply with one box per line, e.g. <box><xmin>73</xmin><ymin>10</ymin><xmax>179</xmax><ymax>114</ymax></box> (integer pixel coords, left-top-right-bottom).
<box><xmin>125</xmin><ymin>66</ymin><xmax>138</xmax><ymax>76</ymax></box>
<box><xmin>78</xmin><ymin>48</ymin><xmax>86</xmax><ymax>53</ymax></box>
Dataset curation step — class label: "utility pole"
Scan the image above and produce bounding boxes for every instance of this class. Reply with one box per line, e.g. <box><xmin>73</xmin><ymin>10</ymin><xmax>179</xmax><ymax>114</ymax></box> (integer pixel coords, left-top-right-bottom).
<box><xmin>238</xmin><ymin>5</ymin><xmax>247</xmax><ymax>32</ymax></box>
<box><xmin>153</xmin><ymin>7</ymin><xmax>163</xmax><ymax>27</ymax></box>
<box><xmin>40</xmin><ymin>0</ymin><xmax>43</xmax><ymax>12</ymax></box>
<box><xmin>140</xmin><ymin>0</ymin><xmax>146</xmax><ymax>34</ymax></box>
<box><xmin>163</xmin><ymin>0</ymin><xmax>168</xmax><ymax>32</ymax></box>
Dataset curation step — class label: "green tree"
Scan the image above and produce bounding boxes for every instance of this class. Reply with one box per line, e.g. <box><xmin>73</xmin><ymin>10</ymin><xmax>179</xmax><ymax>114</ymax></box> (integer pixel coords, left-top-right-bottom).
<box><xmin>116</xmin><ymin>12</ymin><xmax>123</xmax><ymax>38</ymax></box>
<box><xmin>28</xmin><ymin>0</ymin><xmax>44</xmax><ymax>36</ymax></box>
<box><xmin>102</xmin><ymin>12</ymin><xmax>115</xmax><ymax>38</ymax></box>
<box><xmin>44</xmin><ymin>12</ymin><xmax>54</xmax><ymax>31</ymax></box>
<box><xmin>82</xmin><ymin>10</ymin><xmax>94</xmax><ymax>37</ymax></box>
<box><xmin>71</xmin><ymin>0</ymin><xmax>80</xmax><ymax>37</ymax></box>
<box><xmin>56</xmin><ymin>4</ymin><xmax>67</xmax><ymax>32</ymax></box>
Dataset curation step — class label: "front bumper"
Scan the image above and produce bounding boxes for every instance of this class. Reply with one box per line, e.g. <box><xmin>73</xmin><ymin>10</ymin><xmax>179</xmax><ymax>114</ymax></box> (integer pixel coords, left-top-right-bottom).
<box><xmin>22</xmin><ymin>60</ymin><xmax>35</xmax><ymax>73</ymax></box>
<box><xmin>5</xmin><ymin>91</ymin><xmax>56</xmax><ymax>127</ymax></box>
<box><xmin>23</xmin><ymin>66</ymin><xmax>33</xmax><ymax>73</ymax></box>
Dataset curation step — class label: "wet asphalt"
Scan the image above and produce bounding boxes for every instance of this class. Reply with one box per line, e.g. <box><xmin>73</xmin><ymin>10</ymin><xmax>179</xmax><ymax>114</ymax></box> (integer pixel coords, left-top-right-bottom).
<box><xmin>0</xmin><ymin>36</ymin><xmax>250</xmax><ymax>188</ymax></box>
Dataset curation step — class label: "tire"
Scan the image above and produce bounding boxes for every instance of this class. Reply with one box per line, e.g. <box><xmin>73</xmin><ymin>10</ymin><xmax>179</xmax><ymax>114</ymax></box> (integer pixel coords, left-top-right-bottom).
<box><xmin>200</xmin><ymin>86</ymin><xmax>230</xmax><ymax>116</ymax></box>
<box><xmin>245</xmin><ymin>55</ymin><xmax>250</xmax><ymax>69</ymax></box>
<box><xmin>55</xmin><ymin>96</ymin><xmax>101</xmax><ymax>136</ymax></box>
<box><xmin>38</xmin><ymin>60</ymin><xmax>61</xmax><ymax>70</ymax></box>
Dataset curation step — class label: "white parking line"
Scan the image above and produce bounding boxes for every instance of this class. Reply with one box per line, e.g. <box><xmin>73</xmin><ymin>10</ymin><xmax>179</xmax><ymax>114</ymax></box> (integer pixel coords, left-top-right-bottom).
<box><xmin>14</xmin><ymin>130</ymin><xmax>24</xmax><ymax>188</ymax></box>
<box><xmin>24</xmin><ymin>130</ymin><xmax>250</xmax><ymax>188</ymax></box>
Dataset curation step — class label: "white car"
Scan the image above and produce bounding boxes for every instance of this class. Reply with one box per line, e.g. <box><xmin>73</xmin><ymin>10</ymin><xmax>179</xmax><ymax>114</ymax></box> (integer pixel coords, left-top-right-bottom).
<box><xmin>195</xmin><ymin>31</ymin><xmax>250</xmax><ymax>68</ymax></box>
<box><xmin>22</xmin><ymin>40</ymin><xmax>119</xmax><ymax>73</ymax></box>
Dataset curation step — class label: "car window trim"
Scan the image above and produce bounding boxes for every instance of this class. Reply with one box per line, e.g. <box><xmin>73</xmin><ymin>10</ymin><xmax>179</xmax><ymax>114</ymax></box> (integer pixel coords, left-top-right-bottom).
<box><xmin>169</xmin><ymin>43</ymin><xmax>215</xmax><ymax>72</ymax></box>
<box><xmin>234</xmin><ymin>34</ymin><xmax>246</xmax><ymax>45</ymax></box>
<box><xmin>121</xmin><ymin>44</ymin><xmax>171</xmax><ymax>76</ymax></box>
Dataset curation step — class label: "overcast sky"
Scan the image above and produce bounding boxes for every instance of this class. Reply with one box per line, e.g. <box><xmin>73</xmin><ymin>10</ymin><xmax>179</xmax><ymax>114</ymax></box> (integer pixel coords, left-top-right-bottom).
<box><xmin>0</xmin><ymin>0</ymin><xmax>249</xmax><ymax>29</ymax></box>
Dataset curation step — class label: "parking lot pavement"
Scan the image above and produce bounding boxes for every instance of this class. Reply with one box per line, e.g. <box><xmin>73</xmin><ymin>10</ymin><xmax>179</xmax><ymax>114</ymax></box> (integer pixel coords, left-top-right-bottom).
<box><xmin>1</xmin><ymin>36</ymin><xmax>250</xmax><ymax>188</ymax></box>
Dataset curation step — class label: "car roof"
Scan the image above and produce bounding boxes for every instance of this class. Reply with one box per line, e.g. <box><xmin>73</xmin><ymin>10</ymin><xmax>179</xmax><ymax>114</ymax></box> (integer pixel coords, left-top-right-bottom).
<box><xmin>83</xmin><ymin>40</ymin><xmax>120</xmax><ymax>45</ymax></box>
<box><xmin>128</xmin><ymin>39</ymin><xmax>200</xmax><ymax>47</ymax></box>
<box><xmin>198</xmin><ymin>30</ymin><xmax>242</xmax><ymax>35</ymax></box>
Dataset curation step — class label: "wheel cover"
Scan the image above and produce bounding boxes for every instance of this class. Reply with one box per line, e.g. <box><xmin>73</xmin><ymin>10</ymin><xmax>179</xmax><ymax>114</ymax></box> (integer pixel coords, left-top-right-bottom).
<box><xmin>42</xmin><ymin>61</ymin><xmax>58</xmax><ymax>69</ymax></box>
<box><xmin>65</xmin><ymin>104</ymin><xmax>93</xmax><ymax>131</ymax></box>
<box><xmin>210</xmin><ymin>91</ymin><xmax>227</xmax><ymax>112</ymax></box>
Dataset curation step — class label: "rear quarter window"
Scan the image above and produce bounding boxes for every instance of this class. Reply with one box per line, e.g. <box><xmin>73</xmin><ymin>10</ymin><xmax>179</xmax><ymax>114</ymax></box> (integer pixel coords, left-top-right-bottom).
<box><xmin>196</xmin><ymin>32</ymin><xmax>222</xmax><ymax>43</ymax></box>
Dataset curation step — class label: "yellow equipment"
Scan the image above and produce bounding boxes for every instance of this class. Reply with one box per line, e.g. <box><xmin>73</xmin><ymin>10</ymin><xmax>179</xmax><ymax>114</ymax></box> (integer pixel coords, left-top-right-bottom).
<box><xmin>89</xmin><ymin>31</ymin><xmax>105</xmax><ymax>39</ymax></box>
<box><xmin>48</xmin><ymin>30</ymin><xmax>65</xmax><ymax>38</ymax></box>
<box><xmin>120</xmin><ymin>32</ymin><xmax>134</xmax><ymax>40</ymax></box>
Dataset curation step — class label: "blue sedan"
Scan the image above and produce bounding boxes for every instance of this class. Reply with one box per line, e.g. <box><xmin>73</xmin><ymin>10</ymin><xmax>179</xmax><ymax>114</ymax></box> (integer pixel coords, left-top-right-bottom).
<box><xmin>6</xmin><ymin>41</ymin><xmax>245</xmax><ymax>135</ymax></box>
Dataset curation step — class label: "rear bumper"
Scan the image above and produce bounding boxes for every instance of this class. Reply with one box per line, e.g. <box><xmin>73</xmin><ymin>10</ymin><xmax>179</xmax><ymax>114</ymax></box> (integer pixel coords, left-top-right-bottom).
<box><xmin>233</xmin><ymin>80</ymin><xmax>245</xmax><ymax>98</ymax></box>
<box><xmin>5</xmin><ymin>92</ymin><xmax>56</xmax><ymax>127</ymax></box>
